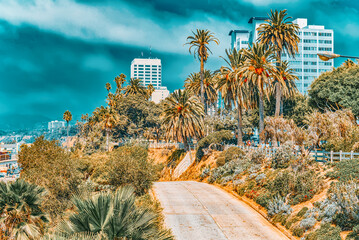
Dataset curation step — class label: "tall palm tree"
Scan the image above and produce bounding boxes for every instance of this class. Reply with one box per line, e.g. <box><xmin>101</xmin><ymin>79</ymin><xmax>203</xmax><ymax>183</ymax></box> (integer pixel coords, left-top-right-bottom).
<box><xmin>93</xmin><ymin>106</ymin><xmax>119</xmax><ymax>152</ymax></box>
<box><xmin>105</xmin><ymin>82</ymin><xmax>112</xmax><ymax>93</ymax></box>
<box><xmin>242</xmin><ymin>43</ymin><xmax>279</xmax><ymax>135</ymax></box>
<box><xmin>63</xmin><ymin>110</ymin><xmax>73</xmax><ymax>139</ymax></box>
<box><xmin>184</xmin><ymin>70</ymin><xmax>217</xmax><ymax>114</ymax></box>
<box><xmin>186</xmin><ymin>29</ymin><xmax>219</xmax><ymax>106</ymax></box>
<box><xmin>0</xmin><ymin>179</ymin><xmax>48</xmax><ymax>239</ymax></box>
<box><xmin>216</xmin><ymin>48</ymin><xmax>250</xmax><ymax>145</ymax></box>
<box><xmin>276</xmin><ymin>61</ymin><xmax>298</xmax><ymax>102</ymax></box>
<box><xmin>114</xmin><ymin>74</ymin><xmax>126</xmax><ymax>96</ymax></box>
<box><xmin>56</xmin><ymin>186</ymin><xmax>173</xmax><ymax>240</ymax></box>
<box><xmin>147</xmin><ymin>84</ymin><xmax>155</xmax><ymax>100</ymax></box>
<box><xmin>162</xmin><ymin>89</ymin><xmax>204</xmax><ymax>151</ymax></box>
<box><xmin>124</xmin><ymin>78</ymin><xmax>148</xmax><ymax>97</ymax></box>
<box><xmin>257</xmin><ymin>9</ymin><xmax>300</xmax><ymax>117</ymax></box>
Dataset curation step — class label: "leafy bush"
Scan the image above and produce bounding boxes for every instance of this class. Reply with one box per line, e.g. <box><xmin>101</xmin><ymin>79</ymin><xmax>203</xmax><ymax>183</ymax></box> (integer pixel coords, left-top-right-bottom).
<box><xmin>255</xmin><ymin>191</ymin><xmax>272</xmax><ymax>208</ymax></box>
<box><xmin>216</xmin><ymin>147</ymin><xmax>245</xmax><ymax>167</ymax></box>
<box><xmin>271</xmin><ymin>145</ymin><xmax>296</xmax><ymax>169</ymax></box>
<box><xmin>326</xmin><ymin>159</ymin><xmax>359</xmax><ymax>182</ymax></box>
<box><xmin>347</xmin><ymin>225</ymin><xmax>359</xmax><ymax>240</ymax></box>
<box><xmin>200</xmin><ymin>166</ymin><xmax>210</xmax><ymax>180</ymax></box>
<box><xmin>292</xmin><ymin>226</ymin><xmax>304</xmax><ymax>237</ymax></box>
<box><xmin>196</xmin><ymin>130</ymin><xmax>234</xmax><ymax>161</ymax></box>
<box><xmin>329</xmin><ymin>181</ymin><xmax>359</xmax><ymax>230</ymax></box>
<box><xmin>297</xmin><ymin>207</ymin><xmax>309</xmax><ymax>218</ymax></box>
<box><xmin>250</xmin><ymin>149</ymin><xmax>267</xmax><ymax>164</ymax></box>
<box><xmin>167</xmin><ymin>149</ymin><xmax>185</xmax><ymax>168</ymax></box>
<box><xmin>18</xmin><ymin>136</ymin><xmax>84</xmax><ymax>217</ymax></box>
<box><xmin>290</xmin><ymin>170</ymin><xmax>322</xmax><ymax>205</ymax></box>
<box><xmin>267</xmin><ymin>171</ymin><xmax>292</xmax><ymax>198</ymax></box>
<box><xmin>300</xmin><ymin>217</ymin><xmax>316</xmax><ymax>230</ymax></box>
<box><xmin>267</xmin><ymin>196</ymin><xmax>292</xmax><ymax>218</ymax></box>
<box><xmin>208</xmin><ymin>158</ymin><xmax>249</xmax><ymax>184</ymax></box>
<box><xmin>305</xmin><ymin>223</ymin><xmax>341</xmax><ymax>240</ymax></box>
<box><xmin>92</xmin><ymin>145</ymin><xmax>158</xmax><ymax>195</ymax></box>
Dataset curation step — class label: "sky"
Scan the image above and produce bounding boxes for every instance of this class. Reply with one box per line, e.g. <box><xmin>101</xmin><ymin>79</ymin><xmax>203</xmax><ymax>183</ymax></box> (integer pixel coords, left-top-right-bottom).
<box><xmin>1</xmin><ymin>0</ymin><xmax>359</xmax><ymax>129</ymax></box>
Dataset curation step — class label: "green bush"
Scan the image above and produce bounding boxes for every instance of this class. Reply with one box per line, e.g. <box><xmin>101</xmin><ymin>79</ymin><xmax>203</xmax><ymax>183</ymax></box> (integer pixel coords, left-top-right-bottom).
<box><xmin>196</xmin><ymin>130</ymin><xmax>234</xmax><ymax>161</ymax></box>
<box><xmin>216</xmin><ymin>147</ymin><xmax>245</xmax><ymax>167</ymax></box>
<box><xmin>267</xmin><ymin>171</ymin><xmax>293</xmax><ymax>197</ymax></box>
<box><xmin>347</xmin><ymin>225</ymin><xmax>359</xmax><ymax>240</ymax></box>
<box><xmin>297</xmin><ymin>207</ymin><xmax>309</xmax><ymax>218</ymax></box>
<box><xmin>292</xmin><ymin>226</ymin><xmax>304</xmax><ymax>237</ymax></box>
<box><xmin>92</xmin><ymin>145</ymin><xmax>157</xmax><ymax>195</ymax></box>
<box><xmin>250</xmin><ymin>149</ymin><xmax>267</xmax><ymax>164</ymax></box>
<box><xmin>305</xmin><ymin>223</ymin><xmax>341</xmax><ymax>240</ymax></box>
<box><xmin>290</xmin><ymin>170</ymin><xmax>321</xmax><ymax>205</ymax></box>
<box><xmin>255</xmin><ymin>191</ymin><xmax>272</xmax><ymax>208</ymax></box>
<box><xmin>167</xmin><ymin>149</ymin><xmax>186</xmax><ymax>168</ymax></box>
<box><xmin>326</xmin><ymin>159</ymin><xmax>359</xmax><ymax>182</ymax></box>
<box><xmin>271</xmin><ymin>145</ymin><xmax>296</xmax><ymax>169</ymax></box>
<box><xmin>285</xmin><ymin>216</ymin><xmax>300</xmax><ymax>229</ymax></box>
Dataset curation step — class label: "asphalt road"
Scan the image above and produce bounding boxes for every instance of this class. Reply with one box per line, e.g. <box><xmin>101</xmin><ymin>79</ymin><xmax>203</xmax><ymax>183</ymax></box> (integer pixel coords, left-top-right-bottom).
<box><xmin>153</xmin><ymin>181</ymin><xmax>288</xmax><ymax>240</ymax></box>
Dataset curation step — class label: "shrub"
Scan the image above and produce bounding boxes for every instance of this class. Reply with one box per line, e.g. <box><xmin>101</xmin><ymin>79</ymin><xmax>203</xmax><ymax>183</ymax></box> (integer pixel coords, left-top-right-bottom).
<box><xmin>305</xmin><ymin>223</ymin><xmax>341</xmax><ymax>240</ymax></box>
<box><xmin>285</xmin><ymin>216</ymin><xmax>300</xmax><ymax>229</ymax></box>
<box><xmin>329</xmin><ymin>181</ymin><xmax>359</xmax><ymax>230</ymax></box>
<box><xmin>347</xmin><ymin>225</ymin><xmax>359</xmax><ymax>240</ymax></box>
<box><xmin>267</xmin><ymin>171</ymin><xmax>293</xmax><ymax>198</ymax></box>
<box><xmin>267</xmin><ymin>196</ymin><xmax>292</xmax><ymax>218</ymax></box>
<box><xmin>18</xmin><ymin>136</ymin><xmax>83</xmax><ymax>217</ymax></box>
<box><xmin>256</xmin><ymin>191</ymin><xmax>272</xmax><ymax>208</ymax></box>
<box><xmin>297</xmin><ymin>207</ymin><xmax>309</xmax><ymax>218</ymax></box>
<box><xmin>292</xmin><ymin>226</ymin><xmax>304</xmax><ymax>237</ymax></box>
<box><xmin>92</xmin><ymin>145</ymin><xmax>157</xmax><ymax>195</ymax></box>
<box><xmin>250</xmin><ymin>149</ymin><xmax>267</xmax><ymax>164</ymax></box>
<box><xmin>300</xmin><ymin>217</ymin><xmax>316</xmax><ymax>230</ymax></box>
<box><xmin>200</xmin><ymin>166</ymin><xmax>210</xmax><ymax>180</ymax></box>
<box><xmin>290</xmin><ymin>170</ymin><xmax>322</xmax><ymax>205</ymax></box>
<box><xmin>271</xmin><ymin>145</ymin><xmax>296</xmax><ymax>169</ymax></box>
<box><xmin>196</xmin><ymin>130</ymin><xmax>234</xmax><ymax>161</ymax></box>
<box><xmin>326</xmin><ymin>159</ymin><xmax>359</xmax><ymax>182</ymax></box>
<box><xmin>167</xmin><ymin>149</ymin><xmax>185</xmax><ymax>168</ymax></box>
<box><xmin>216</xmin><ymin>147</ymin><xmax>245</xmax><ymax>167</ymax></box>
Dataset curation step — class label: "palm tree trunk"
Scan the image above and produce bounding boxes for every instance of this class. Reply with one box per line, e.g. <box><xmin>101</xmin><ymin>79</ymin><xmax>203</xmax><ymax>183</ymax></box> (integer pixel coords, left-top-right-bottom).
<box><xmin>200</xmin><ymin>57</ymin><xmax>205</xmax><ymax>107</ymax></box>
<box><xmin>275</xmin><ymin>82</ymin><xmax>282</xmax><ymax>117</ymax></box>
<box><xmin>259</xmin><ymin>92</ymin><xmax>265</xmax><ymax>137</ymax></box>
<box><xmin>106</xmin><ymin>130</ymin><xmax>109</xmax><ymax>152</ymax></box>
<box><xmin>275</xmin><ymin>50</ymin><xmax>282</xmax><ymax>117</ymax></box>
<box><xmin>237</xmin><ymin>104</ymin><xmax>243</xmax><ymax>146</ymax></box>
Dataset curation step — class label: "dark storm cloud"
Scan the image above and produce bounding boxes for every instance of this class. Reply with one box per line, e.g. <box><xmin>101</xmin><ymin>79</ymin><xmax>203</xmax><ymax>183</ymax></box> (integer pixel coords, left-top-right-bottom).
<box><xmin>0</xmin><ymin>0</ymin><xmax>358</xmax><ymax>129</ymax></box>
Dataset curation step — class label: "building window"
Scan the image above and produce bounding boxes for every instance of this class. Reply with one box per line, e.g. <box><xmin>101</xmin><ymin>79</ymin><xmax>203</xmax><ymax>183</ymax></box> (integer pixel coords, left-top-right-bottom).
<box><xmin>303</xmin><ymin>39</ymin><xmax>317</xmax><ymax>43</ymax></box>
<box><xmin>304</xmin><ymin>32</ymin><xmax>317</xmax><ymax>36</ymax></box>
<box><xmin>319</xmin><ymin>47</ymin><xmax>332</xmax><ymax>51</ymax></box>
<box><xmin>319</xmin><ymin>32</ymin><xmax>332</xmax><ymax>37</ymax></box>
<box><xmin>294</xmin><ymin>68</ymin><xmax>302</xmax><ymax>72</ymax></box>
<box><xmin>319</xmin><ymin>40</ymin><xmax>332</xmax><ymax>44</ymax></box>
<box><xmin>319</xmin><ymin>62</ymin><xmax>332</xmax><ymax>66</ymax></box>
<box><xmin>241</xmin><ymin>41</ymin><xmax>248</xmax><ymax>44</ymax></box>
<box><xmin>303</xmin><ymin>54</ymin><xmax>317</xmax><ymax>58</ymax></box>
<box><xmin>303</xmin><ymin>47</ymin><xmax>317</xmax><ymax>51</ymax></box>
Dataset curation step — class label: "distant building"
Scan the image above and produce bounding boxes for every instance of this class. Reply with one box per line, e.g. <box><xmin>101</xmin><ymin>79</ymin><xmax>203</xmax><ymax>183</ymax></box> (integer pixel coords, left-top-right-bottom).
<box><xmin>151</xmin><ymin>86</ymin><xmax>170</xmax><ymax>104</ymax></box>
<box><xmin>48</xmin><ymin>120</ymin><xmax>66</xmax><ymax>133</ymax></box>
<box><xmin>229</xmin><ymin>17</ymin><xmax>334</xmax><ymax>95</ymax></box>
<box><xmin>130</xmin><ymin>58</ymin><xmax>162</xmax><ymax>89</ymax></box>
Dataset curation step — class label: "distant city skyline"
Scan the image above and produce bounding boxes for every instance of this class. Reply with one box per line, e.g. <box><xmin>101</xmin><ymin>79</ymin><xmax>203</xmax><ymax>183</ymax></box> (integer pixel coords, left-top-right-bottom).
<box><xmin>0</xmin><ymin>0</ymin><xmax>358</xmax><ymax>129</ymax></box>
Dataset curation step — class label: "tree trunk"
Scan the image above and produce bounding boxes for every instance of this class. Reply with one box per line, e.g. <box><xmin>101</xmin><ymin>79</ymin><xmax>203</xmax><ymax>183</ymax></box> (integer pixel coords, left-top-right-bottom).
<box><xmin>200</xmin><ymin>57</ymin><xmax>205</xmax><ymax>107</ymax></box>
<box><xmin>275</xmin><ymin>82</ymin><xmax>282</xmax><ymax>117</ymax></box>
<box><xmin>237</xmin><ymin>104</ymin><xmax>244</xmax><ymax>146</ymax></box>
<box><xmin>259</xmin><ymin>92</ymin><xmax>265</xmax><ymax>140</ymax></box>
<box><xmin>106</xmin><ymin>130</ymin><xmax>109</xmax><ymax>152</ymax></box>
<box><xmin>275</xmin><ymin>50</ymin><xmax>282</xmax><ymax>117</ymax></box>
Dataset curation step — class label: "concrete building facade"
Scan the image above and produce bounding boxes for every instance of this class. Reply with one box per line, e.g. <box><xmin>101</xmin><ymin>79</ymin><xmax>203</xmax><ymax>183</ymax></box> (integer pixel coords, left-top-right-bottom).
<box><xmin>130</xmin><ymin>58</ymin><xmax>162</xmax><ymax>89</ymax></box>
<box><xmin>229</xmin><ymin>17</ymin><xmax>334</xmax><ymax>95</ymax></box>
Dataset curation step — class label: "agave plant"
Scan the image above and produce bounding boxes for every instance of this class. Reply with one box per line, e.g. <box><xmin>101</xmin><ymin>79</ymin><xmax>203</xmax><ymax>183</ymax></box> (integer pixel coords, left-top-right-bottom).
<box><xmin>56</xmin><ymin>186</ymin><xmax>173</xmax><ymax>240</ymax></box>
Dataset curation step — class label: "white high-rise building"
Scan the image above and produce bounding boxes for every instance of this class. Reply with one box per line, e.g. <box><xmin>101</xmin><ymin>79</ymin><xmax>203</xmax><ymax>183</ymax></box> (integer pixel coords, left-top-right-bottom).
<box><xmin>130</xmin><ymin>58</ymin><xmax>162</xmax><ymax>89</ymax></box>
<box><xmin>48</xmin><ymin>120</ymin><xmax>66</xmax><ymax>133</ymax></box>
<box><xmin>229</xmin><ymin>17</ymin><xmax>334</xmax><ymax>95</ymax></box>
<box><xmin>151</xmin><ymin>86</ymin><xmax>170</xmax><ymax>104</ymax></box>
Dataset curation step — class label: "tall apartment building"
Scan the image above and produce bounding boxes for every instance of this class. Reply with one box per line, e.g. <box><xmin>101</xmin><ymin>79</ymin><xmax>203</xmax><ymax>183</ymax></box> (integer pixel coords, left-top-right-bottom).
<box><xmin>130</xmin><ymin>58</ymin><xmax>169</xmax><ymax>103</ymax></box>
<box><xmin>229</xmin><ymin>17</ymin><xmax>334</xmax><ymax>95</ymax></box>
<box><xmin>48</xmin><ymin>120</ymin><xmax>65</xmax><ymax>133</ymax></box>
<box><xmin>130</xmin><ymin>58</ymin><xmax>162</xmax><ymax>89</ymax></box>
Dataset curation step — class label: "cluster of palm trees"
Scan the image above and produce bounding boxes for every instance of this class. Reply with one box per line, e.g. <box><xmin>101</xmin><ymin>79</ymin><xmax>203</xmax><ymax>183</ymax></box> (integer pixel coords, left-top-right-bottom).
<box><xmin>164</xmin><ymin>9</ymin><xmax>300</xmax><ymax>147</ymax></box>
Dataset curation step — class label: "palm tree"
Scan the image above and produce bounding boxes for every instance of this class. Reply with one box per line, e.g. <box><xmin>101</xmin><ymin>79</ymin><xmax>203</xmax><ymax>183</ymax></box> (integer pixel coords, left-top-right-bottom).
<box><xmin>105</xmin><ymin>82</ymin><xmax>112</xmax><ymax>93</ymax></box>
<box><xmin>162</xmin><ymin>89</ymin><xmax>204</xmax><ymax>151</ymax></box>
<box><xmin>0</xmin><ymin>179</ymin><xmax>48</xmax><ymax>239</ymax></box>
<box><xmin>276</xmin><ymin>61</ymin><xmax>298</xmax><ymax>103</ymax></box>
<box><xmin>242</xmin><ymin>43</ymin><xmax>279</xmax><ymax>135</ymax></box>
<box><xmin>114</xmin><ymin>74</ymin><xmax>126</xmax><ymax>96</ymax></box>
<box><xmin>124</xmin><ymin>78</ymin><xmax>148</xmax><ymax>97</ymax></box>
<box><xmin>216</xmin><ymin>48</ymin><xmax>251</xmax><ymax>145</ymax></box>
<box><xmin>63</xmin><ymin>110</ymin><xmax>73</xmax><ymax>139</ymax></box>
<box><xmin>186</xmin><ymin>29</ymin><xmax>219</xmax><ymax>106</ymax></box>
<box><xmin>147</xmin><ymin>84</ymin><xmax>155</xmax><ymax>100</ymax></box>
<box><xmin>184</xmin><ymin>70</ymin><xmax>217</xmax><ymax>114</ymax></box>
<box><xmin>93</xmin><ymin>106</ymin><xmax>119</xmax><ymax>151</ymax></box>
<box><xmin>257</xmin><ymin>9</ymin><xmax>300</xmax><ymax>117</ymax></box>
<box><xmin>56</xmin><ymin>186</ymin><xmax>173</xmax><ymax>240</ymax></box>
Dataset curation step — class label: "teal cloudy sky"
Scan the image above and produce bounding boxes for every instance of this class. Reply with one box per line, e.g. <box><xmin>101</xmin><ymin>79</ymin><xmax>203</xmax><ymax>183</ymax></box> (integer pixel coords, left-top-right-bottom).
<box><xmin>0</xmin><ymin>0</ymin><xmax>358</xmax><ymax>129</ymax></box>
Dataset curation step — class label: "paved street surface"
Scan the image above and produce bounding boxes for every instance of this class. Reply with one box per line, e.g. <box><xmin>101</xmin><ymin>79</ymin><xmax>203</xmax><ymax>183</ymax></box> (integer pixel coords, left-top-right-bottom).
<box><xmin>153</xmin><ymin>181</ymin><xmax>288</xmax><ymax>240</ymax></box>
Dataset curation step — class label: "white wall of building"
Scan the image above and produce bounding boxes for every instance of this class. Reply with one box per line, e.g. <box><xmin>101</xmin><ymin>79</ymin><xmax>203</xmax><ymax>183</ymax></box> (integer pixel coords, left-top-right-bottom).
<box><xmin>151</xmin><ymin>86</ymin><xmax>169</xmax><ymax>104</ymax></box>
<box><xmin>130</xmin><ymin>58</ymin><xmax>162</xmax><ymax>89</ymax></box>
<box><xmin>229</xmin><ymin>17</ymin><xmax>334</xmax><ymax>95</ymax></box>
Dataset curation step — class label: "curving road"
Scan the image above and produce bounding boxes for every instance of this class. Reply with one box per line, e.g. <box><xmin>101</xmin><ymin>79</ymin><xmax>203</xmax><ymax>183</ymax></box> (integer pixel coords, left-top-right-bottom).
<box><xmin>153</xmin><ymin>181</ymin><xmax>288</xmax><ymax>240</ymax></box>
